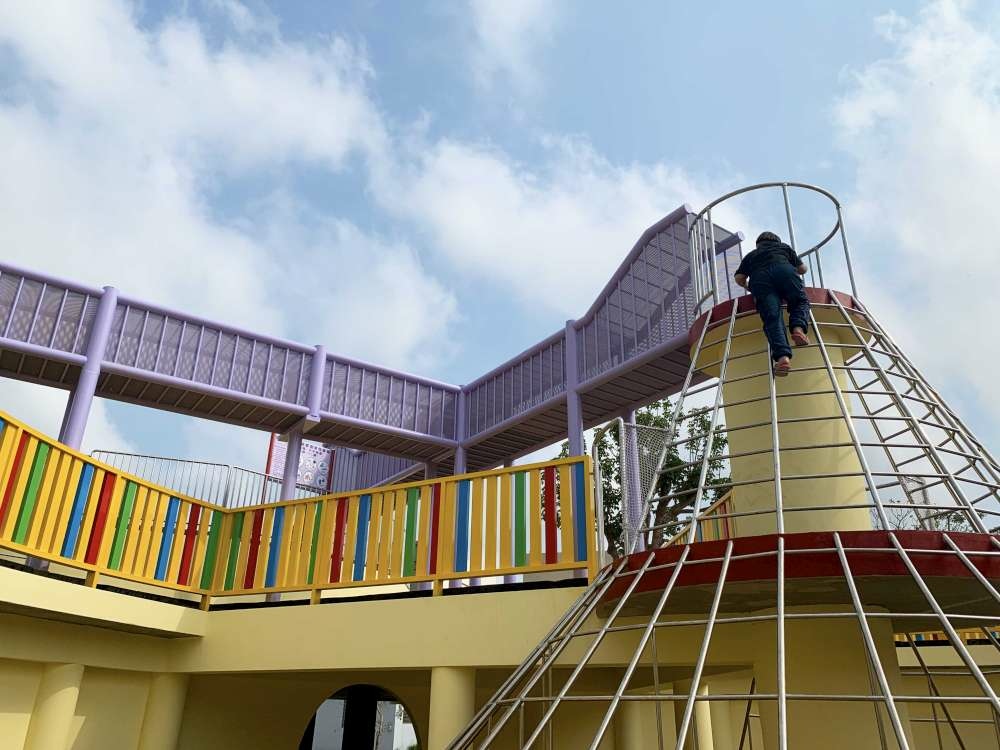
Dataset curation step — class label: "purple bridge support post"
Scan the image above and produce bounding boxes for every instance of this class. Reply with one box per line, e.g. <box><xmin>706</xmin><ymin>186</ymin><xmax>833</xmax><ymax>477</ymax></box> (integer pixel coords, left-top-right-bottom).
<box><xmin>455</xmin><ymin>392</ymin><xmax>476</xmax><ymax>588</ymax></box>
<box><xmin>272</xmin><ymin>345</ymin><xmax>322</xmax><ymax>602</ymax></box>
<box><xmin>503</xmin><ymin>456</ymin><xmax>520</xmax><ymax>586</ymax></box>
<box><xmin>60</xmin><ymin>286</ymin><xmax>118</xmax><ymax>450</ymax></box>
<box><xmin>454</xmin><ymin>390</ymin><xmax>467</xmax><ymax>475</ymax></box>
<box><xmin>565</xmin><ymin>320</ymin><xmax>587</xmax><ymax>578</ymax></box>
<box><xmin>268</xmin><ymin>425</ymin><xmax>304</xmax><ymax>603</ymax></box>
<box><xmin>565</xmin><ymin>320</ymin><xmax>584</xmax><ymax>456</ymax></box>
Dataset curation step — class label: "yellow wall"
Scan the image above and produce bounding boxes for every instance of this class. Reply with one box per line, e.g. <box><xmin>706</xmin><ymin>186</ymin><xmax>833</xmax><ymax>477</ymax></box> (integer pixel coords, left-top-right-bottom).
<box><xmin>69</xmin><ymin>668</ymin><xmax>150</xmax><ymax>750</ymax></box>
<box><xmin>0</xmin><ymin>657</ymin><xmax>42</xmax><ymax>749</ymax></box>
<box><xmin>2</xmin><ymin>566</ymin><xmax>1000</xmax><ymax>750</ymax></box>
<box><xmin>696</xmin><ymin>308</ymin><xmax>871</xmax><ymax>536</ymax></box>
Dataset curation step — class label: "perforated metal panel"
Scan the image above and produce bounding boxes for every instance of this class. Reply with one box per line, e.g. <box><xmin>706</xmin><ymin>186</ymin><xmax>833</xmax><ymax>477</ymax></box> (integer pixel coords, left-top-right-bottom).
<box><xmin>104</xmin><ymin>302</ymin><xmax>314</xmax><ymax>407</ymax></box>
<box><xmin>575</xmin><ymin>217</ymin><xmax>742</xmax><ymax>385</ymax></box>
<box><xmin>0</xmin><ymin>271</ymin><xmax>98</xmax><ymax>356</ymax></box>
<box><xmin>319</xmin><ymin>355</ymin><xmax>458</xmax><ymax>440</ymax></box>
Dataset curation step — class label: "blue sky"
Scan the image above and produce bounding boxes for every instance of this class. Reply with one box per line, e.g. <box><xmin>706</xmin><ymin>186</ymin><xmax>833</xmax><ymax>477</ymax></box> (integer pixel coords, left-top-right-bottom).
<box><xmin>1</xmin><ymin>0</ymin><xmax>998</xmax><ymax>467</ymax></box>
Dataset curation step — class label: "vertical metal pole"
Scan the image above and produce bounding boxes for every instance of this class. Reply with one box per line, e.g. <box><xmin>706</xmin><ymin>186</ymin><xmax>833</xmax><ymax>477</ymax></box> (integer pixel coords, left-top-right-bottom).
<box><xmin>222</xmin><ymin>465</ymin><xmax>233</xmax><ymax>508</ymax></box>
<box><xmin>281</xmin><ymin>428</ymin><xmax>303</xmax><ymax>501</ymax></box>
<box><xmin>833</xmin><ymin>533</ymin><xmax>911</xmax><ymax>749</ymax></box>
<box><xmin>889</xmin><ymin>533</ymin><xmax>1000</xmax><ymax>716</ymax></box>
<box><xmin>776</xmin><ymin>536</ymin><xmax>787</xmax><ymax>750</ymax></box>
<box><xmin>707</xmin><ymin>209</ymin><xmax>721</xmax><ymax>306</ymax></box>
<box><xmin>674</xmin><ymin>542</ymin><xmax>734</xmax><ymax>750</ymax></box>
<box><xmin>810</xmin><ymin>312</ymin><xmax>892</xmax><ymax>529</ymax></box>
<box><xmin>781</xmin><ymin>183</ymin><xmax>817</xmax><ymax>288</ymax></box>
<box><xmin>588</xmin><ymin>546</ymin><xmax>693</xmax><ymax>750</ymax></box>
<box><xmin>686</xmin><ymin>302</ymin><xmax>740</xmax><ymax>544</ymax></box>
<box><xmin>766</xmin><ymin>338</ymin><xmax>784</xmax><ymax>534</ymax></box>
<box><xmin>60</xmin><ymin>286</ymin><xmax>118</xmax><ymax>450</ymax></box>
<box><xmin>565</xmin><ymin>320</ymin><xmax>584</xmax><ymax>456</ymax></box>
<box><xmin>634</xmin><ymin>301</ymin><xmax>714</xmax><ymax>552</ymax></box>
<box><xmin>837</xmin><ymin>205</ymin><xmax>860</xmax><ymax>299</ymax></box>
<box><xmin>455</xmin><ymin>390</ymin><xmax>468</xmax><ymax>474</ymax></box>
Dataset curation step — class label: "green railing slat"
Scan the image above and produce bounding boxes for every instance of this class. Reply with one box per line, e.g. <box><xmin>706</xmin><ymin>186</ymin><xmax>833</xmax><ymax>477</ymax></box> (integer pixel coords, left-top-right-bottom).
<box><xmin>13</xmin><ymin>443</ymin><xmax>50</xmax><ymax>544</ymax></box>
<box><xmin>306</xmin><ymin>502</ymin><xmax>323</xmax><ymax>584</ymax></box>
<box><xmin>224</xmin><ymin>512</ymin><xmax>245</xmax><ymax>591</ymax></box>
<box><xmin>402</xmin><ymin>487</ymin><xmax>419</xmax><ymax>577</ymax></box>
<box><xmin>107</xmin><ymin>481</ymin><xmax>138</xmax><ymax>570</ymax></box>
<box><xmin>514</xmin><ymin>471</ymin><xmax>527</xmax><ymax>567</ymax></box>
<box><xmin>199</xmin><ymin>510</ymin><xmax>223</xmax><ymax>590</ymax></box>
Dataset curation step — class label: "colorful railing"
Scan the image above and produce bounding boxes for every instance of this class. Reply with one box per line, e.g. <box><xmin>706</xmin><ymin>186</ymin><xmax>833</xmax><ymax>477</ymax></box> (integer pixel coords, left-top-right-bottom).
<box><xmin>0</xmin><ymin>410</ymin><xmax>597</xmax><ymax>607</ymax></box>
<box><xmin>660</xmin><ymin>493</ymin><xmax>734</xmax><ymax>547</ymax></box>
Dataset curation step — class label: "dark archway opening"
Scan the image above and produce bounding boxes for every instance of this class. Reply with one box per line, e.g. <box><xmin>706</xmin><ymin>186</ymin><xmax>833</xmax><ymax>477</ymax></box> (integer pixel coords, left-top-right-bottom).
<box><xmin>299</xmin><ymin>684</ymin><xmax>419</xmax><ymax>750</ymax></box>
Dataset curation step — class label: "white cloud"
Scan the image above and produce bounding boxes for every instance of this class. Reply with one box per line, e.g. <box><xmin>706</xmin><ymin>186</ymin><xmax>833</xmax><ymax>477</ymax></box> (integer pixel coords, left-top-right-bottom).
<box><xmin>466</xmin><ymin>0</ymin><xmax>560</xmax><ymax>93</ymax></box>
<box><xmin>372</xmin><ymin>135</ymin><xmax>743</xmax><ymax>318</ymax></box>
<box><xmin>0</xmin><ymin>380</ymin><xmax>133</xmax><ymax>455</ymax></box>
<box><xmin>834</xmin><ymin>0</ymin><xmax>1000</xmax><ymax>432</ymax></box>
<box><xmin>0</xmin><ymin>0</ymin><xmax>458</xmax><ymax>465</ymax></box>
<box><xmin>257</xmin><ymin>207</ymin><xmax>460</xmax><ymax>371</ymax></box>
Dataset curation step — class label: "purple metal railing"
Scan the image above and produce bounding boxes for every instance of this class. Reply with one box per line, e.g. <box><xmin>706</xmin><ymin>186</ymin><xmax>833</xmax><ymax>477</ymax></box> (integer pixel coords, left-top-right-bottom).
<box><xmin>0</xmin><ymin>204</ymin><xmax>741</xmax><ymax>457</ymax></box>
<box><xmin>573</xmin><ymin>206</ymin><xmax>743</xmax><ymax>386</ymax></box>
<box><xmin>462</xmin><ymin>330</ymin><xmax>567</xmax><ymax>439</ymax></box>
<box><xmin>320</xmin><ymin>354</ymin><xmax>459</xmax><ymax>440</ymax></box>
<box><xmin>0</xmin><ymin>260</ymin><xmax>461</xmax><ymax>446</ymax></box>
<box><xmin>0</xmin><ymin>269</ymin><xmax>99</xmax><ymax>358</ymax></box>
<box><xmin>107</xmin><ymin>296</ymin><xmax>315</xmax><ymax>406</ymax></box>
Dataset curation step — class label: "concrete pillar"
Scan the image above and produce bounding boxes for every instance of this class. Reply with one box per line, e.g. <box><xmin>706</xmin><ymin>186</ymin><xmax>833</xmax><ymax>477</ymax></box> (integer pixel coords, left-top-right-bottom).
<box><xmin>672</xmin><ymin>681</ymin><xmax>714</xmax><ymax>750</ymax></box>
<box><xmin>24</xmin><ymin>662</ymin><xmax>84</xmax><ymax>750</ymax></box>
<box><xmin>707</xmin><ymin>682</ymin><xmax>736</xmax><ymax>750</ymax></box>
<box><xmin>428</xmin><ymin>667</ymin><xmax>475</xmax><ymax>750</ymax></box>
<box><xmin>564</xmin><ymin>321</ymin><xmax>584</xmax><ymax>456</ymax></box>
<box><xmin>693</xmin><ymin>684</ymin><xmax>715</xmax><ymax>750</ymax></box>
<box><xmin>695</xmin><ymin>307</ymin><xmax>870</xmax><ymax>536</ymax></box>
<box><xmin>613</xmin><ymin>695</ymin><xmax>677</xmax><ymax>749</ymax></box>
<box><xmin>615</xmin><ymin>698</ymin><xmax>645</xmax><ymax>748</ymax></box>
<box><xmin>753</xmin><ymin>610</ymin><xmax>914</xmax><ymax>749</ymax></box>
<box><xmin>305</xmin><ymin>345</ymin><xmax>326</xmax><ymax>425</ymax></box>
<box><xmin>137</xmin><ymin>673</ymin><xmax>188</xmax><ymax>750</ymax></box>
<box><xmin>60</xmin><ymin>286</ymin><xmax>118</xmax><ymax>449</ymax></box>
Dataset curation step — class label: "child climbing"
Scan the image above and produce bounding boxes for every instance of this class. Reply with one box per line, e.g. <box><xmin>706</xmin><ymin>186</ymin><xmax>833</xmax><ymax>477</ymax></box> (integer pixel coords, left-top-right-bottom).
<box><xmin>733</xmin><ymin>231</ymin><xmax>810</xmax><ymax>376</ymax></box>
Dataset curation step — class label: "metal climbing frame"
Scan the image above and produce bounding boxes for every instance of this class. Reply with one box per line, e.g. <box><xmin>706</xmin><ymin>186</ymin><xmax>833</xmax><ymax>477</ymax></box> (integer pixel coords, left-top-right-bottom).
<box><xmin>688</xmin><ymin>182</ymin><xmax>859</xmax><ymax>317</ymax></box>
<box><xmin>448</xmin><ymin>184</ymin><xmax>1000</xmax><ymax>750</ymax></box>
<box><xmin>623</xmin><ymin>292</ymin><xmax>1000</xmax><ymax>547</ymax></box>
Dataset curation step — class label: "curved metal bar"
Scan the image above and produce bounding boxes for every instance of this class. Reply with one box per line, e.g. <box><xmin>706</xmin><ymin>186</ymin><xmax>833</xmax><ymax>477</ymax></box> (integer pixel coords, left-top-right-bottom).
<box><xmin>688</xmin><ymin>182</ymin><xmax>854</xmax><ymax>315</ymax></box>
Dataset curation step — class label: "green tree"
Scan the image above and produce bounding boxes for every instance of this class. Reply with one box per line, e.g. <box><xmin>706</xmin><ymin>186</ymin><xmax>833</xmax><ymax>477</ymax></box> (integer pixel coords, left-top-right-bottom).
<box><xmin>558</xmin><ymin>398</ymin><xmax>730</xmax><ymax>557</ymax></box>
